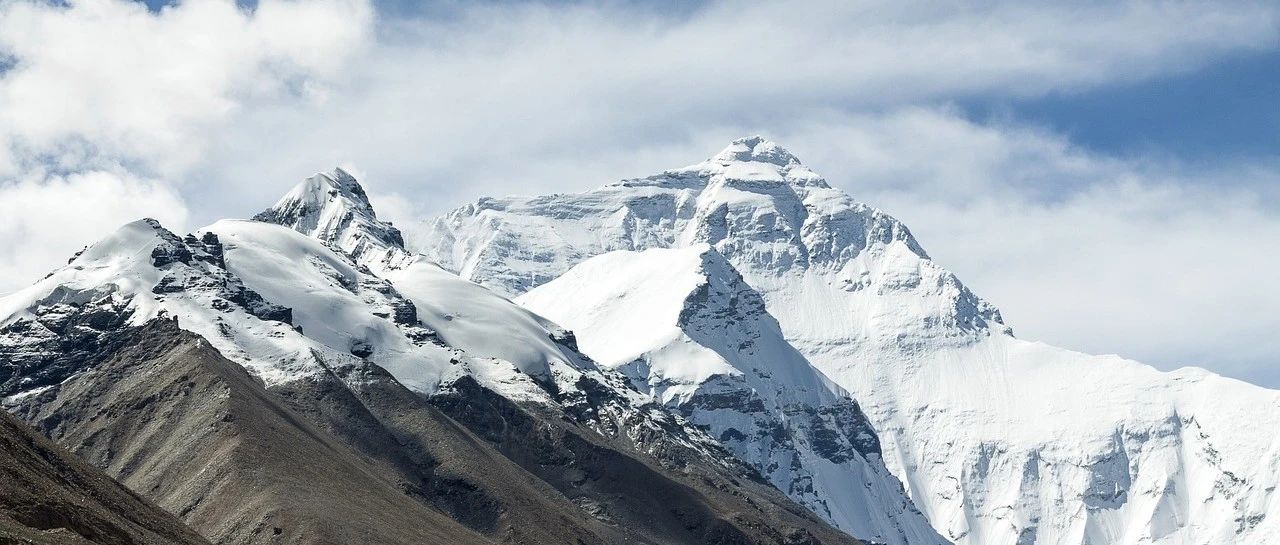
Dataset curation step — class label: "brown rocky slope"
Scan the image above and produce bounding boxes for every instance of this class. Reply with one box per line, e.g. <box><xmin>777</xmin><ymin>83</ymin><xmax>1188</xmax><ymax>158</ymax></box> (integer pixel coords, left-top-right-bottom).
<box><xmin>7</xmin><ymin>318</ymin><xmax>861</xmax><ymax>545</ymax></box>
<box><xmin>0</xmin><ymin>404</ymin><xmax>209</xmax><ymax>545</ymax></box>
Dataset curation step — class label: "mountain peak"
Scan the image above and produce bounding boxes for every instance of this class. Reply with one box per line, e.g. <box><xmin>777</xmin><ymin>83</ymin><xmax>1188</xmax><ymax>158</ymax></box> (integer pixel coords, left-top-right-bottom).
<box><xmin>712</xmin><ymin>135</ymin><xmax>801</xmax><ymax>167</ymax></box>
<box><xmin>254</xmin><ymin>168</ymin><xmax>411</xmax><ymax>271</ymax></box>
<box><xmin>288</xmin><ymin>168</ymin><xmax>374</xmax><ymax>214</ymax></box>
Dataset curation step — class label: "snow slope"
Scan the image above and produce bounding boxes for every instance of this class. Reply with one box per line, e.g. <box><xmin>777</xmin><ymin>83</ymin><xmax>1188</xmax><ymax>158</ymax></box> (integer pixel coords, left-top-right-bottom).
<box><xmin>243</xmin><ymin>169</ymin><xmax>617</xmax><ymax>400</ymax></box>
<box><xmin>421</xmin><ymin>136</ymin><xmax>1280</xmax><ymax>545</ymax></box>
<box><xmin>519</xmin><ymin>244</ymin><xmax>948</xmax><ymax>545</ymax></box>
<box><xmin>0</xmin><ymin>217</ymin><xmax>557</xmax><ymax>402</ymax></box>
<box><xmin>0</xmin><ymin>190</ymin><xmax>751</xmax><ymax>490</ymax></box>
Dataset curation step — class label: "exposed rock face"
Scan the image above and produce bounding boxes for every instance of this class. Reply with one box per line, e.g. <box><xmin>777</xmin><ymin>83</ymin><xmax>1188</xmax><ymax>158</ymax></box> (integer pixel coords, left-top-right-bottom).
<box><xmin>422</xmin><ymin>136</ymin><xmax>1280</xmax><ymax>545</ymax></box>
<box><xmin>432</xmin><ymin>375</ymin><xmax>854</xmax><ymax>545</ymax></box>
<box><xmin>0</xmin><ymin>399</ymin><xmax>210</xmax><ymax>545</ymax></box>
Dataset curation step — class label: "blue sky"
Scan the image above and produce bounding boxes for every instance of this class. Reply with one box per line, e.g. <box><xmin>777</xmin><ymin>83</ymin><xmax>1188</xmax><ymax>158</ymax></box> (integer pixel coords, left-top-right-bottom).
<box><xmin>977</xmin><ymin>49</ymin><xmax>1280</xmax><ymax>166</ymax></box>
<box><xmin>0</xmin><ymin>0</ymin><xmax>1277</xmax><ymax>386</ymax></box>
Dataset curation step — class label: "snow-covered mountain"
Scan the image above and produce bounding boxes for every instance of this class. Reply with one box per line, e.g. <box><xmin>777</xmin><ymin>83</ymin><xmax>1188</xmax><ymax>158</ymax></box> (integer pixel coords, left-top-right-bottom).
<box><xmin>519</xmin><ymin>244</ymin><xmax>946</xmax><ymax>545</ymax></box>
<box><xmin>421</xmin><ymin>136</ymin><xmax>1280</xmax><ymax>545</ymax></box>
<box><xmin>0</xmin><ymin>168</ymin><xmax>864</xmax><ymax>545</ymax></box>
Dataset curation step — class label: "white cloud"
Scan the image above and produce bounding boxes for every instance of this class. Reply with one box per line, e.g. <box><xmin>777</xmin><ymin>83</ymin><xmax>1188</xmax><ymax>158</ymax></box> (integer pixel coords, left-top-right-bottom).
<box><xmin>0</xmin><ymin>0</ymin><xmax>371</xmax><ymax>289</ymax></box>
<box><xmin>0</xmin><ymin>0</ymin><xmax>372</xmax><ymax>176</ymax></box>
<box><xmin>4</xmin><ymin>0</ymin><xmax>1274</xmax><ymax>190</ymax></box>
<box><xmin>168</xmin><ymin>0</ymin><xmax>1280</xmax><ymax>218</ymax></box>
<box><xmin>910</xmin><ymin>182</ymin><xmax>1280</xmax><ymax>386</ymax></box>
<box><xmin>0</xmin><ymin>169</ymin><xmax>189</xmax><ymax>293</ymax></box>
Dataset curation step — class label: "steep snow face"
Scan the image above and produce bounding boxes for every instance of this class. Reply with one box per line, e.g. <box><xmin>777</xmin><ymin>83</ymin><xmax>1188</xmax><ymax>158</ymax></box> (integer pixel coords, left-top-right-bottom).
<box><xmin>849</xmin><ymin>337</ymin><xmax>1280</xmax><ymax>545</ymax></box>
<box><xmin>520</xmin><ymin>245</ymin><xmax>729</xmax><ymax>398</ymax></box>
<box><xmin>519</xmin><ymin>244</ymin><xmax>948</xmax><ymax>545</ymax></box>
<box><xmin>519</xmin><ymin>244</ymin><xmax>838</xmax><ymax>407</ymax></box>
<box><xmin>254</xmin><ymin>168</ymin><xmax>414</xmax><ymax>272</ymax></box>
<box><xmin>422</xmin><ymin>136</ymin><xmax>1280</xmax><ymax>545</ymax></box>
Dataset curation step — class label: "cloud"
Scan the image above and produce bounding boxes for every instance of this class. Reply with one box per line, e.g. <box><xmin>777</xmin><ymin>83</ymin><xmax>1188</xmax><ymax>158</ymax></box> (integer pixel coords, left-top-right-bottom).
<box><xmin>4</xmin><ymin>0</ymin><xmax>1275</xmax><ymax>192</ymax></box>
<box><xmin>915</xmin><ymin>181</ymin><xmax>1280</xmax><ymax>387</ymax></box>
<box><xmin>167</xmin><ymin>0</ymin><xmax>1280</xmax><ymax>219</ymax></box>
<box><xmin>0</xmin><ymin>169</ymin><xmax>190</xmax><ymax>293</ymax></box>
<box><xmin>0</xmin><ymin>0</ymin><xmax>372</xmax><ymax>176</ymax></box>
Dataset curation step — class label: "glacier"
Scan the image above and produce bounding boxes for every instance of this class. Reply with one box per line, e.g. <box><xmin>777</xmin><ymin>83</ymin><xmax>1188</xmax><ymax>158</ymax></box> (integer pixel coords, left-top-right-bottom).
<box><xmin>420</xmin><ymin>136</ymin><xmax>1280</xmax><ymax>545</ymax></box>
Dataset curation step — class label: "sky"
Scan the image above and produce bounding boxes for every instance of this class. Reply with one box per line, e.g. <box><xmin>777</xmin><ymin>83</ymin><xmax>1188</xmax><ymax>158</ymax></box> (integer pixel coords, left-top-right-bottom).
<box><xmin>0</xmin><ymin>0</ymin><xmax>1277</xmax><ymax>386</ymax></box>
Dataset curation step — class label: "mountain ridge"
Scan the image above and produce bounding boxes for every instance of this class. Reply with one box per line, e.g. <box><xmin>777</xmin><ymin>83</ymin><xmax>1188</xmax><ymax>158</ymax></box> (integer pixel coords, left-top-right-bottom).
<box><xmin>260</xmin><ymin>156</ymin><xmax>946</xmax><ymax>543</ymax></box>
